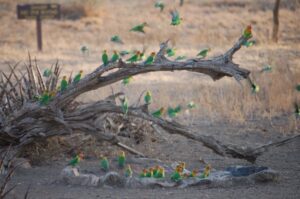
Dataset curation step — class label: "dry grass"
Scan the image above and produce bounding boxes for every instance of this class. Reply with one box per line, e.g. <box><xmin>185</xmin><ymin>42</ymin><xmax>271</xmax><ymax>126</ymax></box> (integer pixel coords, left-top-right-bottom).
<box><xmin>0</xmin><ymin>0</ymin><xmax>299</xmax><ymax>132</ymax></box>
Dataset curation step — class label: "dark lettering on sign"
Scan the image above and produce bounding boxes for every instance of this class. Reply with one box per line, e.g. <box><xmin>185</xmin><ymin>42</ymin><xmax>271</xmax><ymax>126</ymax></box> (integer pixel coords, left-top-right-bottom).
<box><xmin>17</xmin><ymin>4</ymin><xmax>61</xmax><ymax>19</ymax></box>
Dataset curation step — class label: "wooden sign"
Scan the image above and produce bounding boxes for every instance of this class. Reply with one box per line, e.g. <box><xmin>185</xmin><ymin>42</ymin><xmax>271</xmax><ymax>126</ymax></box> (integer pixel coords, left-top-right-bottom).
<box><xmin>17</xmin><ymin>4</ymin><xmax>61</xmax><ymax>51</ymax></box>
<box><xmin>17</xmin><ymin>4</ymin><xmax>61</xmax><ymax>19</ymax></box>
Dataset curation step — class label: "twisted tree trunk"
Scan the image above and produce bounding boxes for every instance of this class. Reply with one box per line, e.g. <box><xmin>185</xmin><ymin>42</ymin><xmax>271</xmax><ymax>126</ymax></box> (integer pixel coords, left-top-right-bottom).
<box><xmin>1</xmin><ymin>34</ymin><xmax>266</xmax><ymax>162</ymax></box>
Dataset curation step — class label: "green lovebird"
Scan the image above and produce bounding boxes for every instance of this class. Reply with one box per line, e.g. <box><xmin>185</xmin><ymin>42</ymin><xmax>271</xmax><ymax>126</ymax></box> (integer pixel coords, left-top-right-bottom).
<box><xmin>243</xmin><ymin>25</ymin><xmax>252</xmax><ymax>39</ymax></box>
<box><xmin>68</xmin><ymin>152</ymin><xmax>84</xmax><ymax>167</ymax></box>
<box><xmin>111</xmin><ymin>50</ymin><xmax>119</xmax><ymax>63</ymax></box>
<box><xmin>197</xmin><ymin>48</ymin><xmax>210</xmax><ymax>58</ymax></box>
<box><xmin>146</xmin><ymin>168</ymin><xmax>154</xmax><ymax>177</ymax></box>
<box><xmin>60</xmin><ymin>76</ymin><xmax>68</xmax><ymax>92</ymax></box>
<box><xmin>144</xmin><ymin>91</ymin><xmax>152</xmax><ymax>104</ymax></box>
<box><xmin>152</xmin><ymin>107</ymin><xmax>165</xmax><ymax>118</ymax></box>
<box><xmin>111</xmin><ymin>35</ymin><xmax>124</xmax><ymax>44</ymax></box>
<box><xmin>166</xmin><ymin>48</ymin><xmax>176</xmax><ymax>57</ymax></box>
<box><xmin>171</xmin><ymin>171</ymin><xmax>182</xmax><ymax>182</ymax></box>
<box><xmin>296</xmin><ymin>84</ymin><xmax>300</xmax><ymax>92</ymax></box>
<box><xmin>199</xmin><ymin>164</ymin><xmax>211</xmax><ymax>178</ymax></box>
<box><xmin>118</xmin><ymin>151</ymin><xmax>126</xmax><ymax>168</ymax></box>
<box><xmin>295</xmin><ymin>103</ymin><xmax>300</xmax><ymax>118</ymax></box>
<box><xmin>43</xmin><ymin>69</ymin><xmax>52</xmax><ymax>77</ymax></box>
<box><xmin>175</xmin><ymin>56</ymin><xmax>186</xmax><ymax>61</ymax></box>
<box><xmin>140</xmin><ymin>169</ymin><xmax>148</xmax><ymax>178</ymax></box>
<box><xmin>122</xmin><ymin>76</ymin><xmax>133</xmax><ymax>85</ymax></box>
<box><xmin>154</xmin><ymin>1</ymin><xmax>165</xmax><ymax>12</ymax></box>
<box><xmin>125</xmin><ymin>165</ymin><xmax>133</xmax><ymax>178</ymax></box>
<box><xmin>120</xmin><ymin>50</ymin><xmax>130</xmax><ymax>57</ymax></box>
<box><xmin>126</xmin><ymin>51</ymin><xmax>141</xmax><ymax>63</ymax></box>
<box><xmin>120</xmin><ymin>97</ymin><xmax>129</xmax><ymax>115</ymax></box>
<box><xmin>130</xmin><ymin>22</ymin><xmax>148</xmax><ymax>33</ymax></box>
<box><xmin>39</xmin><ymin>90</ymin><xmax>50</xmax><ymax>105</ymax></box>
<box><xmin>144</xmin><ymin>52</ymin><xmax>156</xmax><ymax>65</ymax></box>
<box><xmin>167</xmin><ymin>105</ymin><xmax>181</xmax><ymax>118</ymax></box>
<box><xmin>154</xmin><ymin>167</ymin><xmax>165</xmax><ymax>178</ymax></box>
<box><xmin>102</xmin><ymin>50</ymin><xmax>109</xmax><ymax>66</ymax></box>
<box><xmin>187</xmin><ymin>101</ymin><xmax>196</xmax><ymax>109</ymax></box>
<box><xmin>242</xmin><ymin>40</ymin><xmax>256</xmax><ymax>47</ymax></box>
<box><xmin>73</xmin><ymin>70</ymin><xmax>83</xmax><ymax>84</ymax></box>
<box><xmin>261</xmin><ymin>65</ymin><xmax>272</xmax><ymax>73</ymax></box>
<box><xmin>100</xmin><ymin>157</ymin><xmax>109</xmax><ymax>172</ymax></box>
<box><xmin>170</xmin><ymin>10</ymin><xmax>182</xmax><ymax>25</ymax></box>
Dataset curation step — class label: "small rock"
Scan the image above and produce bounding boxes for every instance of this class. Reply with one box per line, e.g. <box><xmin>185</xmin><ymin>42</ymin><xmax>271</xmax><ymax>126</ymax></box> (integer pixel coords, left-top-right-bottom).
<box><xmin>251</xmin><ymin>169</ymin><xmax>279</xmax><ymax>182</ymax></box>
<box><xmin>102</xmin><ymin>172</ymin><xmax>126</xmax><ymax>187</ymax></box>
<box><xmin>60</xmin><ymin>166</ymin><xmax>100</xmax><ymax>186</ymax></box>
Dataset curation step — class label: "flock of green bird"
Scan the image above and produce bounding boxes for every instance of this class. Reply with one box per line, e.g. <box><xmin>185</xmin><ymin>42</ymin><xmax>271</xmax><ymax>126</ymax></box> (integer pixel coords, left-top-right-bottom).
<box><xmin>38</xmin><ymin>2</ymin><xmax>300</xmax><ymax>120</ymax></box>
<box><xmin>68</xmin><ymin>151</ymin><xmax>211</xmax><ymax>182</ymax></box>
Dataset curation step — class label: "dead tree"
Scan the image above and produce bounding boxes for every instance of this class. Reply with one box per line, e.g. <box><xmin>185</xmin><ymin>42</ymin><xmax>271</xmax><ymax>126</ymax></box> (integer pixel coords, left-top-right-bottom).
<box><xmin>0</xmin><ymin>33</ymin><xmax>274</xmax><ymax>163</ymax></box>
<box><xmin>272</xmin><ymin>0</ymin><xmax>280</xmax><ymax>42</ymax></box>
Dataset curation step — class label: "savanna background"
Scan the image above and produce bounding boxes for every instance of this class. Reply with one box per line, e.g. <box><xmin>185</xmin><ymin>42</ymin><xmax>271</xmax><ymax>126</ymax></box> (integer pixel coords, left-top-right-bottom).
<box><xmin>0</xmin><ymin>0</ymin><xmax>300</xmax><ymax>198</ymax></box>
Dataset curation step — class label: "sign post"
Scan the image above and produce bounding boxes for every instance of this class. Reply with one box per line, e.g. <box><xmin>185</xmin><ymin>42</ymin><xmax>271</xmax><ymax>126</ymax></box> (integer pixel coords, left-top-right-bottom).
<box><xmin>17</xmin><ymin>4</ymin><xmax>61</xmax><ymax>51</ymax></box>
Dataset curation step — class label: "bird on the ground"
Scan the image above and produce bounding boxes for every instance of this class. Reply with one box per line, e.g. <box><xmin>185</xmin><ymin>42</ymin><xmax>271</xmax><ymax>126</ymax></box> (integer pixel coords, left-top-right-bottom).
<box><xmin>130</xmin><ymin>22</ymin><xmax>148</xmax><ymax>33</ymax></box>
<box><xmin>171</xmin><ymin>165</ymin><xmax>183</xmax><ymax>182</ymax></box>
<box><xmin>146</xmin><ymin>168</ymin><xmax>154</xmax><ymax>177</ymax></box>
<box><xmin>144</xmin><ymin>91</ymin><xmax>152</xmax><ymax>105</ymax></box>
<box><xmin>111</xmin><ymin>35</ymin><xmax>124</xmax><ymax>44</ymax></box>
<box><xmin>68</xmin><ymin>152</ymin><xmax>84</xmax><ymax>167</ymax></box>
<box><xmin>154</xmin><ymin>167</ymin><xmax>165</xmax><ymax>178</ymax></box>
<box><xmin>189</xmin><ymin>169</ymin><xmax>198</xmax><ymax>177</ymax></box>
<box><xmin>118</xmin><ymin>151</ymin><xmax>126</xmax><ymax>169</ymax></box>
<box><xmin>200</xmin><ymin>164</ymin><xmax>211</xmax><ymax>178</ymax></box>
<box><xmin>125</xmin><ymin>165</ymin><xmax>133</xmax><ymax>178</ymax></box>
<box><xmin>100</xmin><ymin>156</ymin><xmax>109</xmax><ymax>172</ymax></box>
<box><xmin>73</xmin><ymin>70</ymin><xmax>83</xmax><ymax>84</ymax></box>
<box><xmin>139</xmin><ymin>169</ymin><xmax>148</xmax><ymax>178</ymax></box>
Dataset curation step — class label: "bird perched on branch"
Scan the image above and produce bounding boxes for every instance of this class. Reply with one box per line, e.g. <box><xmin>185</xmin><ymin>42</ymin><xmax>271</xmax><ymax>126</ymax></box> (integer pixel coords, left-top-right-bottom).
<box><xmin>152</xmin><ymin>107</ymin><xmax>165</xmax><ymax>118</ymax></box>
<box><xmin>60</xmin><ymin>76</ymin><xmax>68</xmax><ymax>92</ymax></box>
<box><xmin>111</xmin><ymin>51</ymin><xmax>119</xmax><ymax>63</ymax></box>
<box><xmin>248</xmin><ymin>77</ymin><xmax>259</xmax><ymax>93</ymax></box>
<box><xmin>155</xmin><ymin>1</ymin><xmax>165</xmax><ymax>12</ymax></box>
<box><xmin>243</xmin><ymin>25</ymin><xmax>252</xmax><ymax>38</ymax></box>
<box><xmin>111</xmin><ymin>35</ymin><xmax>124</xmax><ymax>44</ymax></box>
<box><xmin>197</xmin><ymin>48</ymin><xmax>210</xmax><ymax>58</ymax></box>
<box><xmin>68</xmin><ymin>152</ymin><xmax>84</xmax><ymax>167</ymax></box>
<box><xmin>102</xmin><ymin>50</ymin><xmax>109</xmax><ymax>66</ymax></box>
<box><xmin>125</xmin><ymin>165</ymin><xmax>133</xmax><ymax>178</ymax></box>
<box><xmin>120</xmin><ymin>97</ymin><xmax>128</xmax><ymax>115</ymax></box>
<box><xmin>130</xmin><ymin>22</ymin><xmax>148</xmax><ymax>33</ymax></box>
<box><xmin>73</xmin><ymin>70</ymin><xmax>83</xmax><ymax>84</ymax></box>
<box><xmin>100</xmin><ymin>156</ymin><xmax>109</xmax><ymax>172</ymax></box>
<box><xmin>118</xmin><ymin>151</ymin><xmax>126</xmax><ymax>168</ymax></box>
<box><xmin>144</xmin><ymin>52</ymin><xmax>156</xmax><ymax>65</ymax></box>
<box><xmin>170</xmin><ymin>10</ymin><xmax>182</xmax><ymax>26</ymax></box>
<box><xmin>127</xmin><ymin>51</ymin><xmax>141</xmax><ymax>63</ymax></box>
<box><xmin>39</xmin><ymin>90</ymin><xmax>50</xmax><ymax>105</ymax></box>
<box><xmin>144</xmin><ymin>91</ymin><xmax>152</xmax><ymax>105</ymax></box>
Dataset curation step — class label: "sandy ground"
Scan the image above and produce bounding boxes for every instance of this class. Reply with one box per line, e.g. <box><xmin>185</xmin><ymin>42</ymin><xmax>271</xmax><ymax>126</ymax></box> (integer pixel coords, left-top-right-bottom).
<box><xmin>1</xmin><ymin>0</ymin><xmax>300</xmax><ymax>198</ymax></box>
